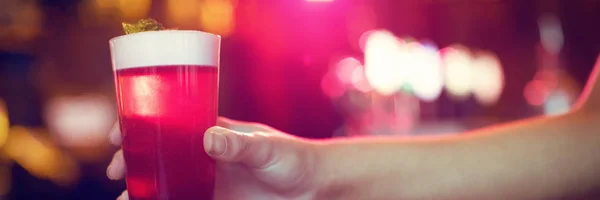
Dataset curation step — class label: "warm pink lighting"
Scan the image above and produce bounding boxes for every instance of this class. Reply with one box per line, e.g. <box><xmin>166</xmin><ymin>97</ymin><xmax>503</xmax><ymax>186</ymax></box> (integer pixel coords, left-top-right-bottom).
<box><xmin>306</xmin><ymin>0</ymin><xmax>334</xmax><ymax>2</ymax></box>
<box><xmin>346</xmin><ymin>4</ymin><xmax>376</xmax><ymax>51</ymax></box>
<box><xmin>321</xmin><ymin>71</ymin><xmax>346</xmax><ymax>99</ymax></box>
<box><xmin>524</xmin><ymin>80</ymin><xmax>549</xmax><ymax>106</ymax></box>
<box><xmin>351</xmin><ymin>65</ymin><xmax>372</xmax><ymax>93</ymax></box>
<box><xmin>335</xmin><ymin>57</ymin><xmax>362</xmax><ymax>84</ymax></box>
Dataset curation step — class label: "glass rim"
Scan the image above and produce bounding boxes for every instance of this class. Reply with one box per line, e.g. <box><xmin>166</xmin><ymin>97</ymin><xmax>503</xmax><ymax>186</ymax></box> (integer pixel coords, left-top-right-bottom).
<box><xmin>109</xmin><ymin>30</ymin><xmax>220</xmax><ymax>44</ymax></box>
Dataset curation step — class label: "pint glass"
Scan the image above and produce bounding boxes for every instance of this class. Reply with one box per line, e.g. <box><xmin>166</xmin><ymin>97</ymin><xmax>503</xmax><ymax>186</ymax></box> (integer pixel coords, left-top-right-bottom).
<box><xmin>110</xmin><ymin>30</ymin><xmax>220</xmax><ymax>200</ymax></box>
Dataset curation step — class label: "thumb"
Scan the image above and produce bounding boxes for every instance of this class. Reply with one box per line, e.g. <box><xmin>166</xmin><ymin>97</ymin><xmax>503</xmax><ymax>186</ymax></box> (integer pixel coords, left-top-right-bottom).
<box><xmin>217</xmin><ymin>117</ymin><xmax>275</xmax><ymax>133</ymax></box>
<box><xmin>204</xmin><ymin>126</ymin><xmax>276</xmax><ymax>169</ymax></box>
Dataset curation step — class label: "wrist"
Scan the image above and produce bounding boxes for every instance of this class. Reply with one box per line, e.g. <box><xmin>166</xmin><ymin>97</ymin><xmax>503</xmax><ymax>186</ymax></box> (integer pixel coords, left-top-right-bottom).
<box><xmin>310</xmin><ymin>137</ymin><xmax>461</xmax><ymax>200</ymax></box>
<box><xmin>311</xmin><ymin>139</ymin><xmax>364</xmax><ymax>200</ymax></box>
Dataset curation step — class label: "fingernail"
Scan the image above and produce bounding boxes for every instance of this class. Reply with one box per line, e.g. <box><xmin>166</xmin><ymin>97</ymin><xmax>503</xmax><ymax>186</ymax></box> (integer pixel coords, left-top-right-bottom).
<box><xmin>109</xmin><ymin>132</ymin><xmax>119</xmax><ymax>145</ymax></box>
<box><xmin>208</xmin><ymin>132</ymin><xmax>227</xmax><ymax>156</ymax></box>
<box><xmin>117</xmin><ymin>191</ymin><xmax>128</xmax><ymax>200</ymax></box>
<box><xmin>107</xmin><ymin>155</ymin><xmax>119</xmax><ymax>180</ymax></box>
<box><xmin>107</xmin><ymin>165</ymin><xmax>113</xmax><ymax>180</ymax></box>
<box><xmin>109</xmin><ymin>126</ymin><xmax>121</xmax><ymax>145</ymax></box>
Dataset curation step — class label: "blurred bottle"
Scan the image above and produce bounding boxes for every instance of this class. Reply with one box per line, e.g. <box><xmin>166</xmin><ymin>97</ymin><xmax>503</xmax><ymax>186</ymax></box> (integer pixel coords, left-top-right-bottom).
<box><xmin>524</xmin><ymin>14</ymin><xmax>580</xmax><ymax>116</ymax></box>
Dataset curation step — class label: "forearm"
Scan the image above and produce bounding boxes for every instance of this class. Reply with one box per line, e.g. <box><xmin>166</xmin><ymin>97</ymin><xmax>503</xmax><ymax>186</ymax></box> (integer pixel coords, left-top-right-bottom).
<box><xmin>318</xmin><ymin>111</ymin><xmax>600</xmax><ymax>200</ymax></box>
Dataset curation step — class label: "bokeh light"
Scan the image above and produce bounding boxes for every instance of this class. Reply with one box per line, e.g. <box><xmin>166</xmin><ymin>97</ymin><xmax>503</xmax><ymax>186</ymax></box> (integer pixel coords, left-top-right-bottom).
<box><xmin>0</xmin><ymin>100</ymin><xmax>8</xmax><ymax>149</ymax></box>
<box><xmin>358</xmin><ymin>30</ymin><xmax>376</xmax><ymax>52</ymax></box>
<box><xmin>199</xmin><ymin>0</ymin><xmax>236</xmax><ymax>37</ymax></box>
<box><xmin>350</xmin><ymin>64</ymin><xmax>372</xmax><ymax>93</ymax></box>
<box><xmin>0</xmin><ymin>0</ymin><xmax>42</xmax><ymax>44</ymax></box>
<box><xmin>329</xmin><ymin>57</ymin><xmax>372</xmax><ymax>93</ymax></box>
<box><xmin>406</xmin><ymin>42</ymin><xmax>444</xmax><ymax>102</ymax></box>
<box><xmin>79</xmin><ymin>0</ymin><xmax>151</xmax><ymax>25</ymax></box>
<box><xmin>45</xmin><ymin>94</ymin><xmax>115</xmax><ymax>147</ymax></box>
<box><xmin>167</xmin><ymin>0</ymin><xmax>202</xmax><ymax>28</ymax></box>
<box><xmin>166</xmin><ymin>0</ymin><xmax>236</xmax><ymax>37</ymax></box>
<box><xmin>335</xmin><ymin>57</ymin><xmax>362</xmax><ymax>84</ymax></box>
<box><xmin>364</xmin><ymin>30</ymin><xmax>407</xmax><ymax>95</ymax></box>
<box><xmin>3</xmin><ymin>126</ymin><xmax>79</xmax><ymax>185</ymax></box>
<box><xmin>118</xmin><ymin>0</ymin><xmax>152</xmax><ymax>21</ymax></box>
<box><xmin>442</xmin><ymin>45</ymin><xmax>473</xmax><ymax>99</ymax></box>
<box><xmin>524</xmin><ymin>69</ymin><xmax>562</xmax><ymax>107</ymax></box>
<box><xmin>471</xmin><ymin>51</ymin><xmax>505</xmax><ymax>106</ymax></box>
<box><xmin>538</xmin><ymin>14</ymin><xmax>564</xmax><ymax>55</ymax></box>
<box><xmin>543</xmin><ymin>90</ymin><xmax>571</xmax><ymax>116</ymax></box>
<box><xmin>524</xmin><ymin>79</ymin><xmax>549</xmax><ymax>106</ymax></box>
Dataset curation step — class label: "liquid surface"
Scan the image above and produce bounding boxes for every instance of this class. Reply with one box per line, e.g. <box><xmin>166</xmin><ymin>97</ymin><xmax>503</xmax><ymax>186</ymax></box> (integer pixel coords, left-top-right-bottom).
<box><xmin>114</xmin><ymin>65</ymin><xmax>218</xmax><ymax>200</ymax></box>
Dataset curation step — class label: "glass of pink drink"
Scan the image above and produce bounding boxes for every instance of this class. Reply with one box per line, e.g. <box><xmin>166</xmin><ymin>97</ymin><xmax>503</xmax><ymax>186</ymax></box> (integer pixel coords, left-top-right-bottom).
<box><xmin>110</xmin><ymin>30</ymin><xmax>221</xmax><ymax>200</ymax></box>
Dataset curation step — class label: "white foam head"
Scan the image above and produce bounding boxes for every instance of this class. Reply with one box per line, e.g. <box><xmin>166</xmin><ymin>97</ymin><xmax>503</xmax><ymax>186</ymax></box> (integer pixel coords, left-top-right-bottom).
<box><xmin>110</xmin><ymin>30</ymin><xmax>221</xmax><ymax>70</ymax></box>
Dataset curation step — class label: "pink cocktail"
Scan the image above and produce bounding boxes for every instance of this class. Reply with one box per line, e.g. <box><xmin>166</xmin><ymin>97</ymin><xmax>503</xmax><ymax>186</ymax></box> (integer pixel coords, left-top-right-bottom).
<box><xmin>110</xmin><ymin>30</ymin><xmax>221</xmax><ymax>200</ymax></box>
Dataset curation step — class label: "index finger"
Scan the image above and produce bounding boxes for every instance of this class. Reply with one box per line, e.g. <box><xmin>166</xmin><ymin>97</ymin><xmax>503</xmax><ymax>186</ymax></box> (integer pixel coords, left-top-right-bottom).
<box><xmin>108</xmin><ymin>122</ymin><xmax>122</xmax><ymax>146</ymax></box>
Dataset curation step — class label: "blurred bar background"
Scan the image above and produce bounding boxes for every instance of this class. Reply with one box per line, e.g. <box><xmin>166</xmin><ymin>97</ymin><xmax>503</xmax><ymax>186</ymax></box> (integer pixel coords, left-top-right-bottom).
<box><xmin>0</xmin><ymin>0</ymin><xmax>599</xmax><ymax>199</ymax></box>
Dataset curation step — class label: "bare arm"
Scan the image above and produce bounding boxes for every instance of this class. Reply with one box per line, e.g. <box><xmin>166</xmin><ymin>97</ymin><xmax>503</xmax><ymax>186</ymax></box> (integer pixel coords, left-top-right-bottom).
<box><xmin>316</xmin><ymin>57</ymin><xmax>600</xmax><ymax>200</ymax></box>
<box><xmin>318</xmin><ymin>111</ymin><xmax>600</xmax><ymax>200</ymax></box>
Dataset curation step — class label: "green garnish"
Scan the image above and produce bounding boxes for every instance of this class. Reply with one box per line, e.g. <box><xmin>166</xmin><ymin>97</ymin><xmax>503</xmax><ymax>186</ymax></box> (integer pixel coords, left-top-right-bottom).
<box><xmin>122</xmin><ymin>18</ymin><xmax>165</xmax><ymax>34</ymax></box>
